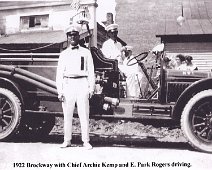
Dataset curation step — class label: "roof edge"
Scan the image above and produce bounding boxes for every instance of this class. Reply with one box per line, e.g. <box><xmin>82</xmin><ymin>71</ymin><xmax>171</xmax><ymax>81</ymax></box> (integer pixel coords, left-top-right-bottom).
<box><xmin>0</xmin><ymin>1</ymin><xmax>70</xmax><ymax>11</ymax></box>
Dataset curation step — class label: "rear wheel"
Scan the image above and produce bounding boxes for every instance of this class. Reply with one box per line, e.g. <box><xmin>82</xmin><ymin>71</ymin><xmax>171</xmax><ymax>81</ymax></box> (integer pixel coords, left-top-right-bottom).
<box><xmin>181</xmin><ymin>90</ymin><xmax>212</xmax><ymax>153</ymax></box>
<box><xmin>0</xmin><ymin>88</ymin><xmax>22</xmax><ymax>140</ymax></box>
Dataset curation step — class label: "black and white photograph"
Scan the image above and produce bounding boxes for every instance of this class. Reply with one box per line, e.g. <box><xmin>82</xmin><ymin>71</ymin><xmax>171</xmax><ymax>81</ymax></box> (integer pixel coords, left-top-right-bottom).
<box><xmin>0</xmin><ymin>0</ymin><xmax>211</xmax><ymax>169</ymax></box>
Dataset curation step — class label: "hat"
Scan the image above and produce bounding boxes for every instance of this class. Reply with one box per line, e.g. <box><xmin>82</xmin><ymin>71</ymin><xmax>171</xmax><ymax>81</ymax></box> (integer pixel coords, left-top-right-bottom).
<box><xmin>105</xmin><ymin>23</ymin><xmax>119</xmax><ymax>32</ymax></box>
<box><xmin>65</xmin><ymin>24</ymin><xmax>81</xmax><ymax>35</ymax></box>
<box><xmin>125</xmin><ymin>45</ymin><xmax>133</xmax><ymax>51</ymax></box>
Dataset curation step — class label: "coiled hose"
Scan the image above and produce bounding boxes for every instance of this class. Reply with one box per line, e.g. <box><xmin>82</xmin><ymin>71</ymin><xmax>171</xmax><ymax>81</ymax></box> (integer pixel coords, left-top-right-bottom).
<box><xmin>0</xmin><ymin>65</ymin><xmax>58</xmax><ymax>95</ymax></box>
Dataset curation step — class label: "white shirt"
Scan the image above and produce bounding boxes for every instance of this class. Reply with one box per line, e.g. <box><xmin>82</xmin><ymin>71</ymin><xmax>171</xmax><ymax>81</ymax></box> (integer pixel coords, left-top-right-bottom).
<box><xmin>123</xmin><ymin>55</ymin><xmax>141</xmax><ymax>75</ymax></box>
<box><xmin>186</xmin><ymin>64</ymin><xmax>198</xmax><ymax>71</ymax></box>
<box><xmin>101</xmin><ymin>38</ymin><xmax>123</xmax><ymax>63</ymax></box>
<box><xmin>56</xmin><ymin>46</ymin><xmax>95</xmax><ymax>95</ymax></box>
<box><xmin>176</xmin><ymin>63</ymin><xmax>187</xmax><ymax>71</ymax></box>
<box><xmin>119</xmin><ymin>55</ymin><xmax>143</xmax><ymax>98</ymax></box>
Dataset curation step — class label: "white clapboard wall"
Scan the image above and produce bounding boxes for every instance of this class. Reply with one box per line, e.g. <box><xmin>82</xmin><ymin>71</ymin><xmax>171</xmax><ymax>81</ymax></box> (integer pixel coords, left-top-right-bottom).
<box><xmin>164</xmin><ymin>42</ymin><xmax>212</xmax><ymax>71</ymax></box>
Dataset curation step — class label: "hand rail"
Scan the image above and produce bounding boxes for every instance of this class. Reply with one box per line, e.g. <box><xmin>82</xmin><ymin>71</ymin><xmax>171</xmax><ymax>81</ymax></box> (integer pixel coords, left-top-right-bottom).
<box><xmin>0</xmin><ymin>53</ymin><xmax>60</xmax><ymax>56</ymax></box>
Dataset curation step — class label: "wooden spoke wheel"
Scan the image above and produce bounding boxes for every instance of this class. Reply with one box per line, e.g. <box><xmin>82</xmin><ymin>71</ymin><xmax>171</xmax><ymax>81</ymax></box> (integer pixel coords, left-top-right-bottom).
<box><xmin>0</xmin><ymin>88</ymin><xmax>22</xmax><ymax>141</ymax></box>
<box><xmin>181</xmin><ymin>90</ymin><xmax>212</xmax><ymax>153</ymax></box>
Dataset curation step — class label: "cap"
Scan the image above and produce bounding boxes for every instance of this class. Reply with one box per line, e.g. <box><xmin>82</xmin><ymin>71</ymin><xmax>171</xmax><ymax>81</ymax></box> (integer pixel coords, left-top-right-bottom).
<box><xmin>65</xmin><ymin>24</ymin><xmax>81</xmax><ymax>35</ymax></box>
<box><xmin>105</xmin><ymin>23</ymin><xmax>119</xmax><ymax>32</ymax></box>
<box><xmin>125</xmin><ymin>45</ymin><xmax>133</xmax><ymax>51</ymax></box>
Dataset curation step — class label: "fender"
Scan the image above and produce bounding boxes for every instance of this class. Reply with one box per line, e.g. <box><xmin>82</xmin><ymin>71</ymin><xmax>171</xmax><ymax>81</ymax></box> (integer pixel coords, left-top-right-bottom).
<box><xmin>172</xmin><ymin>78</ymin><xmax>212</xmax><ymax>122</ymax></box>
<box><xmin>0</xmin><ymin>77</ymin><xmax>24</xmax><ymax>105</ymax></box>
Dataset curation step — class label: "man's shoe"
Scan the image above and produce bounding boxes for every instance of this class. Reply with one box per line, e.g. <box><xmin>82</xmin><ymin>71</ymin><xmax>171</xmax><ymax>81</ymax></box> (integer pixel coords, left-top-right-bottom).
<box><xmin>60</xmin><ymin>141</ymin><xmax>72</xmax><ymax>148</ymax></box>
<box><xmin>83</xmin><ymin>142</ymin><xmax>93</xmax><ymax>150</ymax></box>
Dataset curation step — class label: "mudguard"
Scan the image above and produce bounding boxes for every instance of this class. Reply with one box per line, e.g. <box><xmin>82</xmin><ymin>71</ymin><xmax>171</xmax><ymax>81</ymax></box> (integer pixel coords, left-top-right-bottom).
<box><xmin>0</xmin><ymin>77</ymin><xmax>24</xmax><ymax>105</ymax></box>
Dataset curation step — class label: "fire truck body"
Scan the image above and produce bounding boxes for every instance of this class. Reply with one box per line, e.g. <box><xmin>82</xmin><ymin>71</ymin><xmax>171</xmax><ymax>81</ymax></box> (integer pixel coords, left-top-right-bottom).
<box><xmin>0</xmin><ymin>44</ymin><xmax>212</xmax><ymax>153</ymax></box>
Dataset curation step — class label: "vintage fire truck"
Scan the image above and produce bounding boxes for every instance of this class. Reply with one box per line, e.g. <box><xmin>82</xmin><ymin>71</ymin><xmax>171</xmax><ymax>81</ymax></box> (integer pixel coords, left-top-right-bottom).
<box><xmin>0</xmin><ymin>41</ymin><xmax>212</xmax><ymax>153</ymax></box>
<box><xmin>0</xmin><ymin>3</ymin><xmax>212</xmax><ymax>154</ymax></box>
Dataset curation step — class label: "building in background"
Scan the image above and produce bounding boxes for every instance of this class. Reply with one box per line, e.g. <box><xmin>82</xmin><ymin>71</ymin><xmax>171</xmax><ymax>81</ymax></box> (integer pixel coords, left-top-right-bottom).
<box><xmin>0</xmin><ymin>1</ymin><xmax>82</xmax><ymax>53</ymax></box>
<box><xmin>116</xmin><ymin>0</ymin><xmax>212</xmax><ymax>54</ymax></box>
<box><xmin>0</xmin><ymin>1</ymin><xmax>73</xmax><ymax>35</ymax></box>
<box><xmin>154</xmin><ymin>0</ymin><xmax>212</xmax><ymax>71</ymax></box>
<box><xmin>0</xmin><ymin>0</ymin><xmax>122</xmax><ymax>52</ymax></box>
<box><xmin>3</xmin><ymin>0</ymin><xmax>211</xmax><ymax>57</ymax></box>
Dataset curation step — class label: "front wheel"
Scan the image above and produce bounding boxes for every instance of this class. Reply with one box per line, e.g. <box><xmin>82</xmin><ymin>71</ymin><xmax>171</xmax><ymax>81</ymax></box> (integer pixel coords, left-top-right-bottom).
<box><xmin>181</xmin><ymin>90</ymin><xmax>212</xmax><ymax>153</ymax></box>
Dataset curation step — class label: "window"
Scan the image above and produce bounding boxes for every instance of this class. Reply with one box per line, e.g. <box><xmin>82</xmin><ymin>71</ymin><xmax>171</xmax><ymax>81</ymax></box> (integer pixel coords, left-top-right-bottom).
<box><xmin>20</xmin><ymin>14</ymin><xmax>49</xmax><ymax>30</ymax></box>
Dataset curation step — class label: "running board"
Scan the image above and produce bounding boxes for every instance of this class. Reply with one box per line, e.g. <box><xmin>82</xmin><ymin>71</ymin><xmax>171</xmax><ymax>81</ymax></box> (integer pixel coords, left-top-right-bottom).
<box><xmin>25</xmin><ymin>102</ymin><xmax>174</xmax><ymax>120</ymax></box>
<box><xmin>133</xmin><ymin>103</ymin><xmax>173</xmax><ymax>116</ymax></box>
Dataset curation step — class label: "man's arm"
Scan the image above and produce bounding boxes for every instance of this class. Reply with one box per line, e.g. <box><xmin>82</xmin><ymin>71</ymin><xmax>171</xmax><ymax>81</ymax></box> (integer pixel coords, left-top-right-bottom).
<box><xmin>87</xmin><ymin>51</ymin><xmax>95</xmax><ymax>98</ymax></box>
<box><xmin>101</xmin><ymin>41</ymin><xmax>111</xmax><ymax>59</ymax></box>
<box><xmin>56</xmin><ymin>52</ymin><xmax>65</xmax><ymax>100</ymax></box>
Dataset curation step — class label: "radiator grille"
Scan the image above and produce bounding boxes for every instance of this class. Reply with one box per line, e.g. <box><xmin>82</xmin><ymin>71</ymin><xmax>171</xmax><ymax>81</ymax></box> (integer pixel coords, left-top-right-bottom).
<box><xmin>167</xmin><ymin>82</ymin><xmax>190</xmax><ymax>102</ymax></box>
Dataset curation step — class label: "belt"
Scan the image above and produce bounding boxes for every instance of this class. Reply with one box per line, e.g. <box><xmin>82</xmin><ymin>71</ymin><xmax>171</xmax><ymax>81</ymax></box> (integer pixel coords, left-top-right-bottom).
<box><xmin>64</xmin><ymin>76</ymin><xmax>87</xmax><ymax>79</ymax></box>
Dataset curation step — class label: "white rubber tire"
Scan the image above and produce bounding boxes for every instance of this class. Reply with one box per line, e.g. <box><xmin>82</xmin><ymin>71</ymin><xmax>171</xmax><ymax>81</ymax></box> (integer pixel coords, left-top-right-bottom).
<box><xmin>181</xmin><ymin>89</ymin><xmax>212</xmax><ymax>153</ymax></box>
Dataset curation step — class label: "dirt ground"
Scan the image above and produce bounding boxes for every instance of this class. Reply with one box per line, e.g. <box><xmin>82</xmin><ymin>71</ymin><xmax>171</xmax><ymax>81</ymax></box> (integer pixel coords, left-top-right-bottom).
<box><xmin>51</xmin><ymin>118</ymin><xmax>187</xmax><ymax>143</ymax></box>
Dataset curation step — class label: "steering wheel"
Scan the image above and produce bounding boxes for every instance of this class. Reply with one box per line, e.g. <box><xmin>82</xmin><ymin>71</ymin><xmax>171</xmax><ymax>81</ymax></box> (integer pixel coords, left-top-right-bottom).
<box><xmin>127</xmin><ymin>52</ymin><xmax>149</xmax><ymax>66</ymax></box>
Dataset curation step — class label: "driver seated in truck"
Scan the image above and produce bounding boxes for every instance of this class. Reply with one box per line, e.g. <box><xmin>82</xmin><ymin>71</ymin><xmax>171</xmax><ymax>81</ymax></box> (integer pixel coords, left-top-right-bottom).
<box><xmin>119</xmin><ymin>46</ymin><xmax>143</xmax><ymax>98</ymax></box>
<box><xmin>101</xmin><ymin>23</ymin><xmax>126</xmax><ymax>64</ymax></box>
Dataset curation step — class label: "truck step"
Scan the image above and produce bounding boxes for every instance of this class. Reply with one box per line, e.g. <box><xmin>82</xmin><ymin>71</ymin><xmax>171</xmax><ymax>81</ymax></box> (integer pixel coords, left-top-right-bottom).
<box><xmin>133</xmin><ymin>103</ymin><xmax>174</xmax><ymax>117</ymax></box>
<box><xmin>114</xmin><ymin>101</ymin><xmax>174</xmax><ymax>120</ymax></box>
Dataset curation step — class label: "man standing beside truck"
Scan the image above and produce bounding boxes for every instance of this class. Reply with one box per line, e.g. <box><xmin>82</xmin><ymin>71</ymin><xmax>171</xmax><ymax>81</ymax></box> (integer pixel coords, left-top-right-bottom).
<box><xmin>56</xmin><ymin>23</ymin><xmax>95</xmax><ymax>149</ymax></box>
